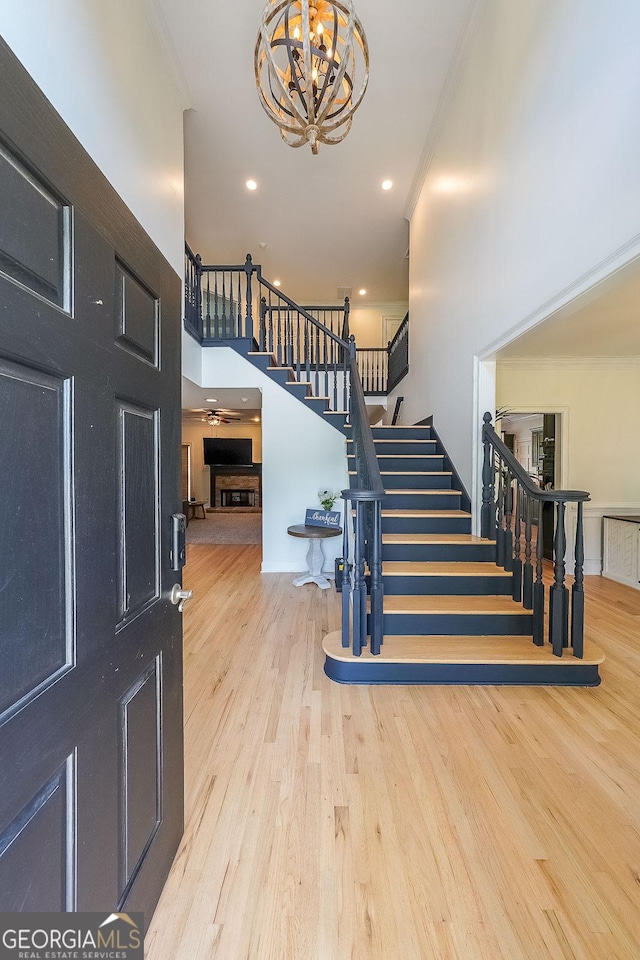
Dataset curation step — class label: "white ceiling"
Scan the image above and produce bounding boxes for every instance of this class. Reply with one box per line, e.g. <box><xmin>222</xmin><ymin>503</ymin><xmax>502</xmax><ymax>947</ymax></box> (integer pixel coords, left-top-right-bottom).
<box><xmin>181</xmin><ymin>380</ymin><xmax>262</xmax><ymax>420</ymax></box>
<box><xmin>499</xmin><ymin>256</ymin><xmax>640</xmax><ymax>360</ymax></box>
<box><xmin>153</xmin><ymin>0</ymin><xmax>473</xmax><ymax>303</ymax></box>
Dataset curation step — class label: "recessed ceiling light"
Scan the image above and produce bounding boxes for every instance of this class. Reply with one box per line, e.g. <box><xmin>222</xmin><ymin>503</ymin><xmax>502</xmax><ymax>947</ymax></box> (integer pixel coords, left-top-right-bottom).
<box><xmin>273</xmin><ymin>279</ymin><xmax>281</xmax><ymax>287</ymax></box>
<box><xmin>241</xmin><ymin>397</ymin><xmax>249</xmax><ymax>403</ymax></box>
<box><xmin>359</xmin><ymin>288</ymin><xmax>367</xmax><ymax>296</ymax></box>
<box><xmin>381</xmin><ymin>179</ymin><xmax>393</xmax><ymax>191</ymax></box>
<box><xmin>205</xmin><ymin>398</ymin><xmax>218</xmax><ymax>402</ymax></box>
<box><xmin>253</xmin><ymin>417</ymin><xmax>260</xmax><ymax>422</ymax></box>
<box><xmin>246</xmin><ymin>179</ymin><xmax>257</xmax><ymax>191</ymax></box>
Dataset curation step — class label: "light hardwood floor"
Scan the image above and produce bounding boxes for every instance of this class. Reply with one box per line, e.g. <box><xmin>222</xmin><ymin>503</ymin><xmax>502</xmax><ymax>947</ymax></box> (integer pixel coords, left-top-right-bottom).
<box><xmin>146</xmin><ymin>544</ymin><xmax>640</xmax><ymax>960</ymax></box>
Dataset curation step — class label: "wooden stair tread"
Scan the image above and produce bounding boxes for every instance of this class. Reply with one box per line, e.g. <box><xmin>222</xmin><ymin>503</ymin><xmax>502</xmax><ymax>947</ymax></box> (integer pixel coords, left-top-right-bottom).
<box><xmin>385</xmin><ymin>489</ymin><xmax>460</xmax><ymax>495</ymax></box>
<box><xmin>349</xmin><ymin>471</ymin><xmax>452</xmax><ymax>476</ymax></box>
<box><xmin>323</xmin><ymin>632</ymin><xmax>604</xmax><ymax>666</ymax></box>
<box><xmin>347</xmin><ymin>439</ymin><xmax>435</xmax><ymax>444</ymax></box>
<box><xmin>268</xmin><ymin>365</ymin><xmax>294</xmax><ymax>374</ymax></box>
<box><xmin>381</xmin><ymin>510</ymin><xmax>471</xmax><ymax>518</ymax></box>
<box><xmin>373</xmin><ymin>455</ymin><xmax>443</xmax><ymax>459</ymax></box>
<box><xmin>380</xmin><ymin>595</ymin><xmax>531</xmax><ymax>615</ymax></box>
<box><xmin>383</xmin><ymin>533</ymin><xmax>489</xmax><ymax>543</ymax></box>
<box><xmin>383</xmin><ymin>562</ymin><xmax>509</xmax><ymax>576</ymax></box>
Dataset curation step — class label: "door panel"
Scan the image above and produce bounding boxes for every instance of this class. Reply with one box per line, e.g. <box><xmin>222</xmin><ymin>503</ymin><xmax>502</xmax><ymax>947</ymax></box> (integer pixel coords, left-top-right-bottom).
<box><xmin>0</xmin><ymin>360</ymin><xmax>73</xmax><ymax>718</ymax></box>
<box><xmin>0</xmin><ymin>755</ymin><xmax>75</xmax><ymax>911</ymax></box>
<box><xmin>0</xmin><ymin>39</ymin><xmax>184</xmax><ymax>922</ymax></box>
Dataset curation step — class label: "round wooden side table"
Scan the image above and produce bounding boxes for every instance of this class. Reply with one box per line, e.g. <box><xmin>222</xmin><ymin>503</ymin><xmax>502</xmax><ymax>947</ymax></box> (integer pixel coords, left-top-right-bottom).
<box><xmin>287</xmin><ymin>524</ymin><xmax>342</xmax><ymax>590</ymax></box>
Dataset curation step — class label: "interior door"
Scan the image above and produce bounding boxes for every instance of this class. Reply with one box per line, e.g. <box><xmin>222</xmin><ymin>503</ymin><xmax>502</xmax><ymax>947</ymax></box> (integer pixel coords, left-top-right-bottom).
<box><xmin>0</xmin><ymin>40</ymin><xmax>184</xmax><ymax>919</ymax></box>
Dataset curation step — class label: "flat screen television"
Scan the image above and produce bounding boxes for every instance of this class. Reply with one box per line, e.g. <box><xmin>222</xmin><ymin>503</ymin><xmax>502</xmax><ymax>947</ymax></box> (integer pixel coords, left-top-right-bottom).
<box><xmin>203</xmin><ymin>437</ymin><xmax>253</xmax><ymax>466</ymax></box>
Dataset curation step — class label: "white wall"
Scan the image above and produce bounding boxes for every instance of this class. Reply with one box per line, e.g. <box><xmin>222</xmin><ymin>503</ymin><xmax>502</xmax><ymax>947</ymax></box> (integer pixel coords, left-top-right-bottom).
<box><xmin>0</xmin><ymin>0</ymin><xmax>185</xmax><ymax>273</ymax></box>
<box><xmin>192</xmin><ymin>349</ymin><xmax>348</xmax><ymax>573</ymax></box>
<box><xmin>349</xmin><ymin>303</ymin><xmax>408</xmax><ymax>348</ymax></box>
<box><xmin>404</xmin><ymin>0</ymin><xmax>640</xmax><ymax>491</ymax></box>
<box><xmin>497</xmin><ymin>359</ymin><xmax>640</xmax><ymax>573</ymax></box>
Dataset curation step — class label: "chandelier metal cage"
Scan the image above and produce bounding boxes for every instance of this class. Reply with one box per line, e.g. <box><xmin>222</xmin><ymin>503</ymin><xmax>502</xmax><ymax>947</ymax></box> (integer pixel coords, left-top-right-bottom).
<box><xmin>254</xmin><ymin>0</ymin><xmax>369</xmax><ymax>155</ymax></box>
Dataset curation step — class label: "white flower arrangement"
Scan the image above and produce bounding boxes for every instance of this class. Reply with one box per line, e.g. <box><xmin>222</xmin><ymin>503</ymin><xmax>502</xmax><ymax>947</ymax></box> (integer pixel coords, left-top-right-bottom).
<box><xmin>318</xmin><ymin>489</ymin><xmax>340</xmax><ymax>511</ymax></box>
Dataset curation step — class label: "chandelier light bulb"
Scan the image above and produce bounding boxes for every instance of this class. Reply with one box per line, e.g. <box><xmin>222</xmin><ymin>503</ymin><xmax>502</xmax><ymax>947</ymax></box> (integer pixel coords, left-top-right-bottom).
<box><xmin>255</xmin><ymin>0</ymin><xmax>369</xmax><ymax>155</ymax></box>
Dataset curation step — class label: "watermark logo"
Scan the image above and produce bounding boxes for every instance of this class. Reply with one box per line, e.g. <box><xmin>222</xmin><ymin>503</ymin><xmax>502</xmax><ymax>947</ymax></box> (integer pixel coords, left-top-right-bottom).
<box><xmin>0</xmin><ymin>912</ymin><xmax>144</xmax><ymax>959</ymax></box>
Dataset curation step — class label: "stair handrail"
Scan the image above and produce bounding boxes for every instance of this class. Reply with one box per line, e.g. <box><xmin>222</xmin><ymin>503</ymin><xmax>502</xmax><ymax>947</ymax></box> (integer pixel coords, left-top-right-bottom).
<box><xmin>387</xmin><ymin>311</ymin><xmax>409</xmax><ymax>353</ymax></box>
<box><xmin>258</xmin><ymin>274</ymin><xmax>349</xmax><ymax>349</ymax></box>
<box><xmin>481</xmin><ymin>412</ymin><xmax>589</xmax><ymax>659</ymax></box>
<box><xmin>340</xmin><ymin>338</ymin><xmax>385</xmax><ymax>657</ymax></box>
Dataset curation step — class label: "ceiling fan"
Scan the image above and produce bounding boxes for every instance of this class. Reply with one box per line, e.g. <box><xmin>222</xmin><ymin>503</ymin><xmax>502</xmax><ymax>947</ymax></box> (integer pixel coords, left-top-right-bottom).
<box><xmin>200</xmin><ymin>408</ymin><xmax>242</xmax><ymax>426</ymax></box>
<box><xmin>186</xmin><ymin>408</ymin><xmax>242</xmax><ymax>427</ymax></box>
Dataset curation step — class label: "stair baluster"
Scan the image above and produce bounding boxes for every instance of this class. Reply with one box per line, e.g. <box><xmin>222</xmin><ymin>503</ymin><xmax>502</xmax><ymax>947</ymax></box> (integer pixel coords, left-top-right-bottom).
<box><xmin>512</xmin><ymin>486</ymin><xmax>522</xmax><ymax>602</ymax></box>
<box><xmin>571</xmin><ymin>501</ymin><xmax>585</xmax><ymax>658</ymax></box>
<box><xmin>203</xmin><ymin>270</ymin><xmax>210</xmax><ymax>339</ymax></box>
<box><xmin>533</xmin><ymin>499</ymin><xmax>545</xmax><ymax>645</ymax></box>
<box><xmin>549</xmin><ymin>501</ymin><xmax>569</xmax><ymax>656</ymax></box>
<box><xmin>496</xmin><ymin>460</ymin><xmax>505</xmax><ymax>567</ymax></box>
<box><xmin>213</xmin><ymin>270</ymin><xmax>219</xmax><ymax>339</ymax></box>
<box><xmin>259</xmin><ymin>297</ymin><xmax>266</xmax><ymax>352</ymax></box>
<box><xmin>504</xmin><ymin>471</ymin><xmax>514</xmax><ymax>572</ymax></box>
<box><xmin>523</xmin><ymin>493</ymin><xmax>534</xmax><ymax>610</ymax></box>
<box><xmin>244</xmin><ymin>254</ymin><xmax>253</xmax><ymax>339</ymax></box>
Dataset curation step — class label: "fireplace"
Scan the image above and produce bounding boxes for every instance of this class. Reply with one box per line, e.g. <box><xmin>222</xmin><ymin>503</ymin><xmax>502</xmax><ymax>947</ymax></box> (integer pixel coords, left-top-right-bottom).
<box><xmin>221</xmin><ymin>489</ymin><xmax>255</xmax><ymax>507</ymax></box>
<box><xmin>210</xmin><ymin>464</ymin><xmax>262</xmax><ymax>509</ymax></box>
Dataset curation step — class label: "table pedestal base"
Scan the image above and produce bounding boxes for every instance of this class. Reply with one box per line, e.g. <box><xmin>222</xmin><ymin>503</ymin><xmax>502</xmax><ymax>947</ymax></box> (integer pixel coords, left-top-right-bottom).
<box><xmin>293</xmin><ymin>537</ymin><xmax>334</xmax><ymax>590</ymax></box>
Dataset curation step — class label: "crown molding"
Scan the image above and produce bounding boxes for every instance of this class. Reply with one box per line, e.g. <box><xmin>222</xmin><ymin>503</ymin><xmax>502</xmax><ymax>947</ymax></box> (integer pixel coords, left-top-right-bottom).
<box><xmin>141</xmin><ymin>0</ymin><xmax>194</xmax><ymax>111</ymax></box>
<box><xmin>478</xmin><ymin>233</ymin><xmax>640</xmax><ymax>359</ymax></box>
<box><xmin>403</xmin><ymin>0</ymin><xmax>487</xmax><ymax>221</ymax></box>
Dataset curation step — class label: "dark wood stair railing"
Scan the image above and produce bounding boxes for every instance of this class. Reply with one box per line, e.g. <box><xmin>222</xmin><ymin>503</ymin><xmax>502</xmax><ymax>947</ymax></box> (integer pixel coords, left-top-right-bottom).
<box><xmin>355</xmin><ymin>312</ymin><xmax>409</xmax><ymax>396</ymax></box>
<box><xmin>341</xmin><ymin>337</ymin><xmax>385</xmax><ymax>656</ymax></box>
<box><xmin>481</xmin><ymin>412</ymin><xmax>589</xmax><ymax>658</ymax></box>
<box><xmin>184</xmin><ymin>243</ymin><xmax>385</xmax><ymax>657</ymax></box>
<box><xmin>186</xmin><ymin>244</ymin><xmax>409</xmax><ymax>399</ymax></box>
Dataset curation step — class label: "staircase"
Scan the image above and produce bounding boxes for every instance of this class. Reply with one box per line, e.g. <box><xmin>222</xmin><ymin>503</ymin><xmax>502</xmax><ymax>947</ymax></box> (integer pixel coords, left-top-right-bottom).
<box><xmin>323</xmin><ymin>423</ymin><xmax>604</xmax><ymax>686</ymax></box>
<box><xmin>228</xmin><ymin>348</ymin><xmax>350</xmax><ymax>435</ymax></box>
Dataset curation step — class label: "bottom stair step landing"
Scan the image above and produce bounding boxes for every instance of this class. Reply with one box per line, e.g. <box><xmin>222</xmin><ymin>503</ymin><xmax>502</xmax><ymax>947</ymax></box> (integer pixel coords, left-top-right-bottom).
<box><xmin>323</xmin><ymin>632</ymin><xmax>604</xmax><ymax>686</ymax></box>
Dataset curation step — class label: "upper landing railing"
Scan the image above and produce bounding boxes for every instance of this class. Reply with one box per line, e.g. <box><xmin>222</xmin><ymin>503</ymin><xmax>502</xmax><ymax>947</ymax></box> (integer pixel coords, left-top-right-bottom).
<box><xmin>185</xmin><ymin>245</ymin><xmax>409</xmax><ymax>399</ymax></box>
<box><xmin>356</xmin><ymin>312</ymin><xmax>409</xmax><ymax>396</ymax></box>
<box><xmin>482</xmin><ymin>413</ymin><xmax>589</xmax><ymax>658</ymax></box>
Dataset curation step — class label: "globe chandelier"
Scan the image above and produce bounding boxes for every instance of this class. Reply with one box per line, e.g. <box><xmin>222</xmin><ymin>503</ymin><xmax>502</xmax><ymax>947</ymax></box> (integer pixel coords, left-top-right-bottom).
<box><xmin>254</xmin><ymin>0</ymin><xmax>369</xmax><ymax>155</ymax></box>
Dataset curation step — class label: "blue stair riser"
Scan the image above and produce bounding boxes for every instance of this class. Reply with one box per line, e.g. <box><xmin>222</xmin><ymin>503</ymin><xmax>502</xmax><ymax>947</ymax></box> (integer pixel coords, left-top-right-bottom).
<box><xmin>266</xmin><ymin>367</ymin><xmax>294</xmax><ymax>386</ymax></box>
<box><xmin>382</xmin><ymin>542</ymin><xmax>494</xmax><ymax>561</ymax></box>
<box><xmin>377</xmin><ymin>612</ymin><xmax>533</xmax><ymax>636</ymax></box>
<box><xmin>352</xmin><ymin>473</ymin><xmax>453</xmax><ymax>491</ymax></box>
<box><xmin>381</xmin><ymin>574</ymin><xmax>513</xmax><ymax>596</ymax></box>
<box><xmin>245</xmin><ymin>352</ymin><xmax>273</xmax><ymax>372</ymax></box>
<box><xmin>371</xmin><ymin>427</ymin><xmax>433</xmax><ymax>440</ymax></box>
<box><xmin>382</xmin><ymin>515</ymin><xmax>472</xmax><ymax>535</ymax></box>
<box><xmin>284</xmin><ymin>382</ymin><xmax>311</xmax><ymax>400</ymax></box>
<box><xmin>350</xmin><ymin>455</ymin><xmax>446</xmax><ymax>471</ymax></box>
<box><xmin>383</xmin><ymin>492</ymin><xmax>461</xmax><ymax>510</ymax></box>
<box><xmin>381</xmin><ymin>474</ymin><xmax>453</xmax><ymax>490</ymax></box>
<box><xmin>324</xmin><ymin>413</ymin><xmax>350</xmax><ymax>436</ymax></box>
<box><xmin>324</xmin><ymin>659</ymin><xmax>601</xmax><ymax>687</ymax></box>
<box><xmin>373</xmin><ymin>441</ymin><xmax>438</xmax><ymax>456</ymax></box>
<box><xmin>304</xmin><ymin>397</ymin><xmax>330</xmax><ymax>413</ymax></box>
